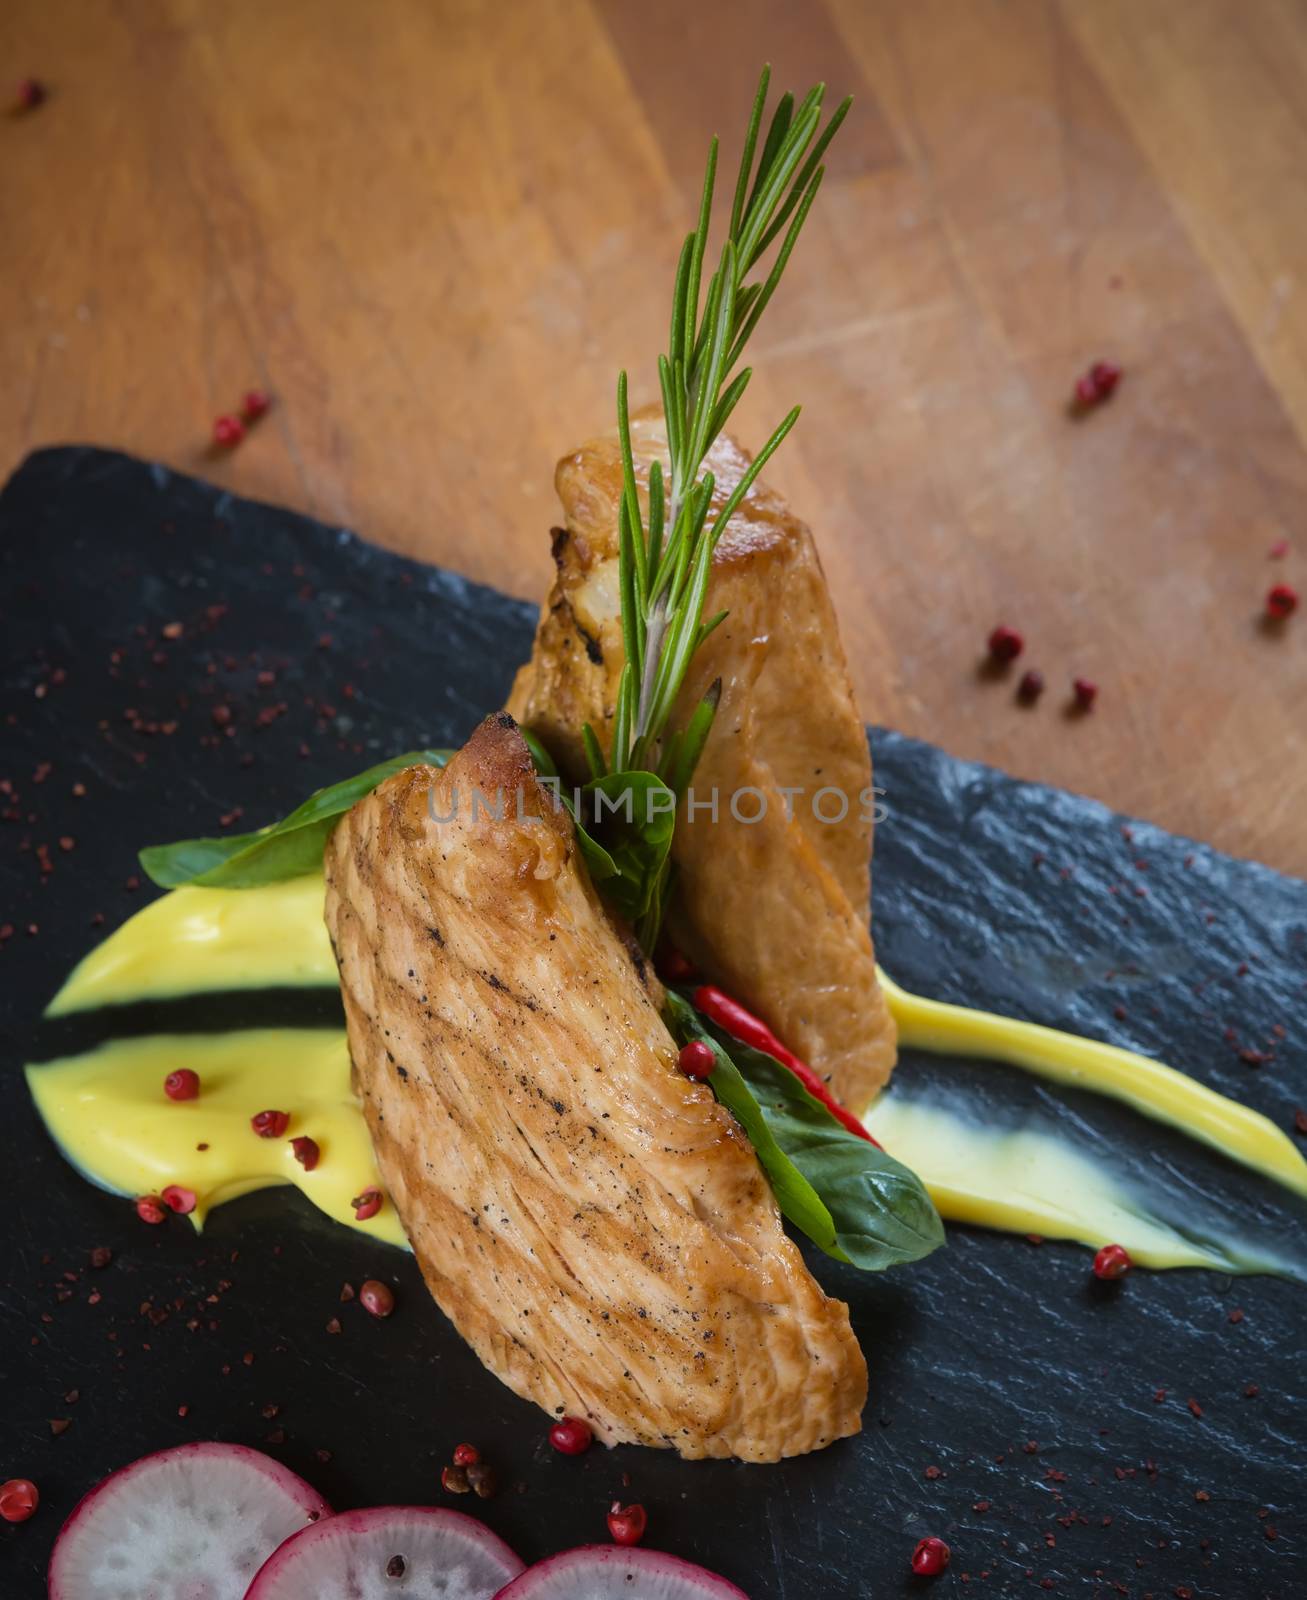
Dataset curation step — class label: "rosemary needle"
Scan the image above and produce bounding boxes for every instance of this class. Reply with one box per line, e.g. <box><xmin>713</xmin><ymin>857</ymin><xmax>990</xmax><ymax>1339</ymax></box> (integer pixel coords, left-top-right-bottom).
<box><xmin>587</xmin><ymin>65</ymin><xmax>851</xmax><ymax>790</ymax></box>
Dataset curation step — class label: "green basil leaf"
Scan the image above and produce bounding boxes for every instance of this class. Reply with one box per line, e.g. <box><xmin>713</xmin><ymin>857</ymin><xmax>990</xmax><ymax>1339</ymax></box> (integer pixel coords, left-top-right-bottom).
<box><xmin>571</xmin><ymin>820</ymin><xmax>620</xmax><ymax>885</ymax></box>
<box><xmin>140</xmin><ymin>748</ymin><xmax>454</xmax><ymax>890</ymax></box>
<box><xmin>666</xmin><ymin>991</ymin><xmax>946</xmax><ymax>1272</ymax></box>
<box><xmin>574</xmin><ymin>770</ymin><xmax>677</xmax><ymax>923</ymax></box>
<box><xmin>664</xmin><ymin>991</ymin><xmax>839</xmax><ymax>1254</ymax></box>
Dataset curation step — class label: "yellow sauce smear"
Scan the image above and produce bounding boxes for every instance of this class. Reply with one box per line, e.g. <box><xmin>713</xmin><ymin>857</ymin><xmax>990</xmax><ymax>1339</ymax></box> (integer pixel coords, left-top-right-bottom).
<box><xmin>878</xmin><ymin>970</ymin><xmax>1307</xmax><ymax>1202</ymax></box>
<box><xmin>864</xmin><ymin>1097</ymin><xmax>1299</xmax><ymax>1276</ymax></box>
<box><xmin>27</xmin><ymin>876</ymin><xmax>1307</xmax><ymax>1271</ymax></box>
<box><xmin>48</xmin><ymin>876</ymin><xmax>336</xmax><ymax>1015</ymax></box>
<box><xmin>27</xmin><ymin>1029</ymin><xmax>406</xmax><ymax>1249</ymax></box>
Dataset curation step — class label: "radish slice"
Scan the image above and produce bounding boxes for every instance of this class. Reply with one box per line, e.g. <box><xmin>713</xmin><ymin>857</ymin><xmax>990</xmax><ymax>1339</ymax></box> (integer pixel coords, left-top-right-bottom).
<box><xmin>491</xmin><ymin>1545</ymin><xmax>750</xmax><ymax>1599</ymax></box>
<box><xmin>246</xmin><ymin>1506</ymin><xmax>524</xmax><ymax>1599</ymax></box>
<box><xmin>49</xmin><ymin>1441</ymin><xmax>330</xmax><ymax>1600</ymax></box>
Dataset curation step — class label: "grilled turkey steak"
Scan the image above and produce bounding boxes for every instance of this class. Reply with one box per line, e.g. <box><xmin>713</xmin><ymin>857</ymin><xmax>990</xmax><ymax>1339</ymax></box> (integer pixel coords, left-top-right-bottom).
<box><xmin>324</xmin><ymin>714</ymin><xmax>867</xmax><ymax>1461</ymax></box>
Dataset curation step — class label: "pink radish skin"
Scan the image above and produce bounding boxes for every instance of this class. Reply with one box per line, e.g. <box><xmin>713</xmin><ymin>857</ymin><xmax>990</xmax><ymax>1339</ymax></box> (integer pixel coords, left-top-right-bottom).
<box><xmin>49</xmin><ymin>1441</ymin><xmax>330</xmax><ymax>1600</ymax></box>
<box><xmin>245</xmin><ymin>1505</ymin><xmax>524</xmax><ymax>1599</ymax></box>
<box><xmin>492</xmin><ymin>1545</ymin><xmax>750</xmax><ymax>1599</ymax></box>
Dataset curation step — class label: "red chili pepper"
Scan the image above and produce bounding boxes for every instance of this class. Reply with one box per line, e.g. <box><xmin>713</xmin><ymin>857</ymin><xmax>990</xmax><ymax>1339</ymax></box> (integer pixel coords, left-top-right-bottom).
<box><xmin>691</xmin><ymin>985</ymin><xmax>879</xmax><ymax>1146</ymax></box>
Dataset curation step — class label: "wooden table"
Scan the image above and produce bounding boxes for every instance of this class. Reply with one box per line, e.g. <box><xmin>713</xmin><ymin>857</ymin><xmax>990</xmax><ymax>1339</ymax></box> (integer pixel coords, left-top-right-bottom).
<box><xmin>4</xmin><ymin>0</ymin><xmax>1306</xmax><ymax>876</ymax></box>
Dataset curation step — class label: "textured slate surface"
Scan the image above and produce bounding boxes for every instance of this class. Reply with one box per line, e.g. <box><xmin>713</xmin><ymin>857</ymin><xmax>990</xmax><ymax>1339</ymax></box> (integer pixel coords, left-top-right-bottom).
<box><xmin>1</xmin><ymin>447</ymin><xmax>1304</xmax><ymax>1598</ymax></box>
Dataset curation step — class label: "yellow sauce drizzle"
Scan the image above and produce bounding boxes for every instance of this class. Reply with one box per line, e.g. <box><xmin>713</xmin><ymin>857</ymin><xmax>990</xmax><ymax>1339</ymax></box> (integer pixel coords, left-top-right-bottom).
<box><xmin>877</xmin><ymin>969</ymin><xmax>1307</xmax><ymax>1201</ymax></box>
<box><xmin>28</xmin><ymin>877</ymin><xmax>1305</xmax><ymax>1271</ymax></box>
<box><xmin>48</xmin><ymin>876</ymin><xmax>336</xmax><ymax>1015</ymax></box>
<box><xmin>865</xmin><ymin>1096</ymin><xmax>1300</xmax><ymax>1277</ymax></box>
<box><xmin>26</xmin><ymin>1029</ymin><xmax>406</xmax><ymax>1249</ymax></box>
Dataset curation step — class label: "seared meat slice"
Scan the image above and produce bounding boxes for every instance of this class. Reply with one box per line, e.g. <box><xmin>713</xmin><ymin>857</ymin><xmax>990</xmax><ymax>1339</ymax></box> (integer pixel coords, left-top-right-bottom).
<box><xmin>507</xmin><ymin>412</ymin><xmax>897</xmax><ymax>1112</ymax></box>
<box><xmin>323</xmin><ymin>713</ymin><xmax>867</xmax><ymax>1461</ymax></box>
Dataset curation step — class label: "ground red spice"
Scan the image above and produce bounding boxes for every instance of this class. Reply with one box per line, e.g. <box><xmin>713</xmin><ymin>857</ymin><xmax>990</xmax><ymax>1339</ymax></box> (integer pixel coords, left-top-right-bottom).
<box><xmin>1186</xmin><ymin>1397</ymin><xmax>1203</xmax><ymax>1419</ymax></box>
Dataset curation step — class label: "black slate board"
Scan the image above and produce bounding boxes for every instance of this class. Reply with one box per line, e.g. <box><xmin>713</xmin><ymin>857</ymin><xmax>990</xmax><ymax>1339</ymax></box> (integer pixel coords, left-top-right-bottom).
<box><xmin>2</xmin><ymin>447</ymin><xmax>1304</xmax><ymax>1599</ymax></box>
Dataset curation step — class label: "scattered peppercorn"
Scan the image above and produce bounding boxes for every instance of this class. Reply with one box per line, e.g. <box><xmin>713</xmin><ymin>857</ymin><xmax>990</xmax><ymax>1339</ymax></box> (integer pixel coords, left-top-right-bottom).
<box><xmin>1266</xmin><ymin>583</ymin><xmax>1299</xmax><ymax>621</ymax></box>
<box><xmin>251</xmin><ymin>1109</ymin><xmax>290</xmax><ymax>1138</ymax></box>
<box><xmin>15</xmin><ymin>79</ymin><xmax>46</xmax><ymax>112</ymax></box>
<box><xmin>1072</xmin><ymin>677</ymin><xmax>1099</xmax><ymax>712</ymax></box>
<box><xmin>676</xmin><ymin>1040</ymin><xmax>716</xmax><ymax>1081</ymax></box>
<box><xmin>987</xmin><ymin>625</ymin><xmax>1024</xmax><ymax>665</ymax></box>
<box><xmin>441</xmin><ymin>1464</ymin><xmax>471</xmax><ymax>1494</ymax></box>
<box><xmin>1017</xmin><ymin>669</ymin><xmax>1045</xmax><ymax>703</ymax></box>
<box><xmin>359</xmin><ymin>1279</ymin><xmax>395</xmax><ymax>1318</ymax></box>
<box><xmin>607</xmin><ymin>1501</ymin><xmax>647</xmax><ymax>1547</ymax></box>
<box><xmin>1093</xmin><ymin>1242</ymin><xmax>1131</xmax><ymax>1280</ymax></box>
<box><xmin>351</xmin><ymin>1188</ymin><xmax>384</xmax><ymax>1221</ymax></box>
<box><xmin>549</xmin><ymin>1416</ymin><xmax>594</xmax><ymax>1455</ymax></box>
<box><xmin>452</xmin><ymin>1443</ymin><xmax>480</xmax><ymax>1467</ymax></box>
<box><xmin>290</xmin><ymin>1136</ymin><xmax>320</xmax><ymax>1171</ymax></box>
<box><xmin>164</xmin><ymin>1069</ymin><xmax>200</xmax><ymax>1102</ymax></box>
<box><xmin>0</xmin><ymin>1479</ymin><xmax>38</xmax><ymax>1523</ymax></box>
<box><xmin>161</xmin><ymin>1185</ymin><xmax>197</xmax><ymax>1215</ymax></box>
<box><xmin>213</xmin><ymin>415</ymin><xmax>246</xmax><ymax>449</ymax></box>
<box><xmin>466</xmin><ymin>1462</ymin><xmax>498</xmax><ymax>1499</ymax></box>
<box><xmin>911</xmin><ymin>1536</ymin><xmax>951</xmax><ymax>1577</ymax></box>
<box><xmin>242</xmin><ymin>390</ymin><xmax>272</xmax><ymax>422</ymax></box>
<box><xmin>1073</xmin><ymin>361</ymin><xmax>1123</xmax><ymax>409</ymax></box>
<box><xmin>135</xmin><ymin>1194</ymin><xmax>168</xmax><ymax>1225</ymax></box>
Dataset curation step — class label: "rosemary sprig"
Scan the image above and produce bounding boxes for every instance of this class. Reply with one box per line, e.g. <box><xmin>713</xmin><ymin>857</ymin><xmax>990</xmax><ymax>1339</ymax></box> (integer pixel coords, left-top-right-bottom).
<box><xmin>588</xmin><ymin>66</ymin><xmax>849</xmax><ymax>786</ymax></box>
<box><xmin>578</xmin><ymin>66</ymin><xmax>849</xmax><ymax>949</ymax></box>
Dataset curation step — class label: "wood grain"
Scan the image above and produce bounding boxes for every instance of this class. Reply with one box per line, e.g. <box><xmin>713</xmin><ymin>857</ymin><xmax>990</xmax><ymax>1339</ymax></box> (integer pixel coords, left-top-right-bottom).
<box><xmin>2</xmin><ymin>0</ymin><xmax>1305</xmax><ymax>875</ymax></box>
